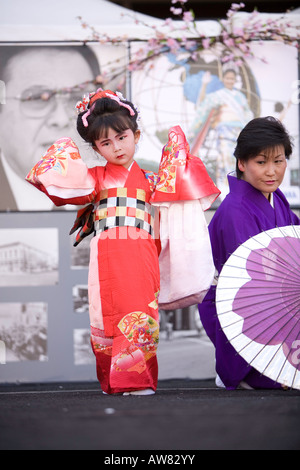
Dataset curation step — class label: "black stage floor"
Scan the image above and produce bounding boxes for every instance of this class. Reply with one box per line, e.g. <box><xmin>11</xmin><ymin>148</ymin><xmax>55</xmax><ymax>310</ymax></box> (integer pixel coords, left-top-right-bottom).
<box><xmin>1</xmin><ymin>379</ymin><xmax>299</xmax><ymax>451</ymax></box>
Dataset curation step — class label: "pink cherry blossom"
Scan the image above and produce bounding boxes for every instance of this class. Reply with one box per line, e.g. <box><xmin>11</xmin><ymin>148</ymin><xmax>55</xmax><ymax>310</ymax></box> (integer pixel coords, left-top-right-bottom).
<box><xmin>202</xmin><ymin>38</ymin><xmax>211</xmax><ymax>49</ymax></box>
<box><xmin>22</xmin><ymin>2</ymin><xmax>300</xmax><ymax>99</ymax></box>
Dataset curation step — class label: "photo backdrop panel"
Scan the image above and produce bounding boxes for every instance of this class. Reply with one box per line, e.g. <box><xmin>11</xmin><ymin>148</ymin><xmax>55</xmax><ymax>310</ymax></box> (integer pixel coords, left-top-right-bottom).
<box><xmin>131</xmin><ymin>40</ymin><xmax>299</xmax><ymax>207</ymax></box>
<box><xmin>0</xmin><ymin>211</ymin><xmax>96</xmax><ymax>383</ymax></box>
<box><xmin>0</xmin><ymin>42</ymin><xmax>127</xmax><ymax>212</ymax></box>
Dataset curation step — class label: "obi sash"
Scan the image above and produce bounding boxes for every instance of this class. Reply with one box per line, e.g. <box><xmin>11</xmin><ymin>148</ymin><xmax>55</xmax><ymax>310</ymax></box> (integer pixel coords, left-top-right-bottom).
<box><xmin>93</xmin><ymin>187</ymin><xmax>155</xmax><ymax>237</ymax></box>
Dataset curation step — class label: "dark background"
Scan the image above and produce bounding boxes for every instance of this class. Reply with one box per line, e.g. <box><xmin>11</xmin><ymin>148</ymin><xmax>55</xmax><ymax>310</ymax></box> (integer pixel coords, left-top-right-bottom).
<box><xmin>109</xmin><ymin>0</ymin><xmax>300</xmax><ymax>20</ymax></box>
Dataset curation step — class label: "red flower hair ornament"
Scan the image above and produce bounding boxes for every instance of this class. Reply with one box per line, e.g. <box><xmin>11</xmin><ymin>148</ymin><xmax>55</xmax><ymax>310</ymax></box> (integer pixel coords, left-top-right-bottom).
<box><xmin>76</xmin><ymin>88</ymin><xmax>136</xmax><ymax>127</ymax></box>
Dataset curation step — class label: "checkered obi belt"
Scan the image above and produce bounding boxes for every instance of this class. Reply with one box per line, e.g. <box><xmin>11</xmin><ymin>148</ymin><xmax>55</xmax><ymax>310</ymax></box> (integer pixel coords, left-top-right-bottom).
<box><xmin>93</xmin><ymin>188</ymin><xmax>155</xmax><ymax>237</ymax></box>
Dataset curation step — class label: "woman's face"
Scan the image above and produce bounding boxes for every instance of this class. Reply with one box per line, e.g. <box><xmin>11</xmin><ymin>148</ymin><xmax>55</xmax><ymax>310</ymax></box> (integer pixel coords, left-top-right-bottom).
<box><xmin>238</xmin><ymin>145</ymin><xmax>287</xmax><ymax>199</ymax></box>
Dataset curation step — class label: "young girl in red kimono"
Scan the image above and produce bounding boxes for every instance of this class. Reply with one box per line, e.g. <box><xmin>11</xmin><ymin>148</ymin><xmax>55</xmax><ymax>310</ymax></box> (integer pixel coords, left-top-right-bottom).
<box><xmin>26</xmin><ymin>89</ymin><xmax>220</xmax><ymax>395</ymax></box>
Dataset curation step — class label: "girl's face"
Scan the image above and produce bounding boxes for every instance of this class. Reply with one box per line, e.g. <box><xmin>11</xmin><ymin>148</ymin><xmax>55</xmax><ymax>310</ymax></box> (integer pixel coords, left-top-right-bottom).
<box><xmin>238</xmin><ymin>145</ymin><xmax>287</xmax><ymax>200</ymax></box>
<box><xmin>223</xmin><ymin>71</ymin><xmax>236</xmax><ymax>90</ymax></box>
<box><xmin>93</xmin><ymin>127</ymin><xmax>140</xmax><ymax>169</ymax></box>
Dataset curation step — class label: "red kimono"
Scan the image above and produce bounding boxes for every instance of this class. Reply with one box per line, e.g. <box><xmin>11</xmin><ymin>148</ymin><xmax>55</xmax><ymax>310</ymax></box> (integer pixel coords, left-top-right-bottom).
<box><xmin>26</xmin><ymin>126</ymin><xmax>220</xmax><ymax>394</ymax></box>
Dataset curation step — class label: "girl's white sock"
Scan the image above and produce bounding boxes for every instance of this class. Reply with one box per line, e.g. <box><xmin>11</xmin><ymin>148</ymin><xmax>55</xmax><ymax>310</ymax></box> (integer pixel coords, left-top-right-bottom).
<box><xmin>123</xmin><ymin>388</ymin><xmax>155</xmax><ymax>396</ymax></box>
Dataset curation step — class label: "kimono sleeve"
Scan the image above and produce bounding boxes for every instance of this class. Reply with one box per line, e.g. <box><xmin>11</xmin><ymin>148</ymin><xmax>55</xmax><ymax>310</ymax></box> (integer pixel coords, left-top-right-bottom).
<box><xmin>157</xmin><ymin>199</ymin><xmax>217</xmax><ymax>309</ymax></box>
<box><xmin>25</xmin><ymin>137</ymin><xmax>97</xmax><ymax>206</ymax></box>
<box><xmin>151</xmin><ymin>126</ymin><xmax>221</xmax><ymax>310</ymax></box>
<box><xmin>209</xmin><ymin>203</ymin><xmax>255</xmax><ymax>275</ymax></box>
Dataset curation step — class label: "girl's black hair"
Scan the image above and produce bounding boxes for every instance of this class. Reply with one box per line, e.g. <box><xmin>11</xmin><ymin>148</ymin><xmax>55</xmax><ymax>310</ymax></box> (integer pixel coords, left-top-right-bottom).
<box><xmin>234</xmin><ymin>116</ymin><xmax>293</xmax><ymax>178</ymax></box>
<box><xmin>77</xmin><ymin>96</ymin><xmax>139</xmax><ymax>145</ymax></box>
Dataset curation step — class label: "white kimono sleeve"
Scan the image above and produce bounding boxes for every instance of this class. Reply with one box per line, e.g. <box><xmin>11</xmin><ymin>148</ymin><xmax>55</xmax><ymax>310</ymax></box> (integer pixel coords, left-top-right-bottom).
<box><xmin>157</xmin><ymin>200</ymin><xmax>215</xmax><ymax>310</ymax></box>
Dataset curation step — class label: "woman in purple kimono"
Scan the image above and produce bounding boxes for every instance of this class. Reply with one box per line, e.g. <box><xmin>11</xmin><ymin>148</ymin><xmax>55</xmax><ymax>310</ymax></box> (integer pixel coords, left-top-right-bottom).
<box><xmin>199</xmin><ymin>116</ymin><xmax>300</xmax><ymax>389</ymax></box>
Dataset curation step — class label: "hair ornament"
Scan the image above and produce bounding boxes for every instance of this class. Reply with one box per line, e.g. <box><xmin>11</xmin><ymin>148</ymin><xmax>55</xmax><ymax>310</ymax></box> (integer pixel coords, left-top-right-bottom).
<box><xmin>75</xmin><ymin>94</ymin><xmax>90</xmax><ymax>114</ymax></box>
<box><xmin>76</xmin><ymin>88</ymin><xmax>136</xmax><ymax>128</ymax></box>
<box><xmin>105</xmin><ymin>91</ymin><xmax>136</xmax><ymax>117</ymax></box>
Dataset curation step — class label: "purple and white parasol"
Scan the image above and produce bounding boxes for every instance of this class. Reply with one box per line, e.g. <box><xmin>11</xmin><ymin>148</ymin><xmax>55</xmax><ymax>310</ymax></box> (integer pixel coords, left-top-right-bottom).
<box><xmin>216</xmin><ymin>225</ymin><xmax>300</xmax><ymax>390</ymax></box>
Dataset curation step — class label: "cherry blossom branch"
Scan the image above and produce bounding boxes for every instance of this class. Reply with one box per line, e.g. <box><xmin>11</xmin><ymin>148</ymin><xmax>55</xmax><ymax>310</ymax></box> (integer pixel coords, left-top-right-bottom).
<box><xmin>19</xmin><ymin>1</ymin><xmax>300</xmax><ymax>101</ymax></box>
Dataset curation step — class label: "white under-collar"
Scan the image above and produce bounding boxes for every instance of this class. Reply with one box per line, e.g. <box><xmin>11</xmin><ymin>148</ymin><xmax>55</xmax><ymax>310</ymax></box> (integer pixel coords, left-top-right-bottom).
<box><xmin>127</xmin><ymin>161</ymin><xmax>134</xmax><ymax>172</ymax></box>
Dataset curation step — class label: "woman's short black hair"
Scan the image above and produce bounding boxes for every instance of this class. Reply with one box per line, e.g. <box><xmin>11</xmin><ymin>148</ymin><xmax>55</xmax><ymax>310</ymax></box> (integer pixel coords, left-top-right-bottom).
<box><xmin>234</xmin><ymin>116</ymin><xmax>293</xmax><ymax>178</ymax></box>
